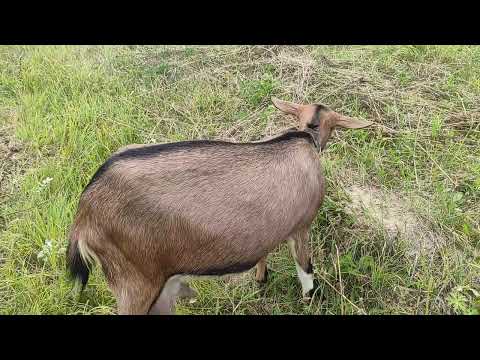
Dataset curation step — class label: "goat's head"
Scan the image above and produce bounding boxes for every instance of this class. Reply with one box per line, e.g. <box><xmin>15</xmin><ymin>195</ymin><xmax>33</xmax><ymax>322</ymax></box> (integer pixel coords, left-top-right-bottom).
<box><xmin>271</xmin><ymin>97</ymin><xmax>373</xmax><ymax>151</ymax></box>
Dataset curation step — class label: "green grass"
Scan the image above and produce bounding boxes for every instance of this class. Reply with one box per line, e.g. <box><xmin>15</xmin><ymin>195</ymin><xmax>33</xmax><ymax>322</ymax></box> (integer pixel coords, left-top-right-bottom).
<box><xmin>1</xmin><ymin>45</ymin><xmax>479</xmax><ymax>315</ymax></box>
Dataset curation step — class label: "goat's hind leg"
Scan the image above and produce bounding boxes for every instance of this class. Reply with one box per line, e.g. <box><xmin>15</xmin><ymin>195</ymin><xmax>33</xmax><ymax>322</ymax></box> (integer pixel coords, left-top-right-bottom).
<box><xmin>148</xmin><ymin>276</ymin><xmax>197</xmax><ymax>315</ymax></box>
<box><xmin>112</xmin><ymin>272</ymin><xmax>164</xmax><ymax>315</ymax></box>
<box><xmin>102</xmin><ymin>257</ymin><xmax>164</xmax><ymax>315</ymax></box>
<box><xmin>111</xmin><ymin>279</ymin><xmax>162</xmax><ymax>315</ymax></box>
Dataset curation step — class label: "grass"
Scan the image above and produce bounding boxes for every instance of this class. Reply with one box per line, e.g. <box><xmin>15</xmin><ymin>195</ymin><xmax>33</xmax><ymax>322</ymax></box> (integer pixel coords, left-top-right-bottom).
<box><xmin>0</xmin><ymin>45</ymin><xmax>479</xmax><ymax>315</ymax></box>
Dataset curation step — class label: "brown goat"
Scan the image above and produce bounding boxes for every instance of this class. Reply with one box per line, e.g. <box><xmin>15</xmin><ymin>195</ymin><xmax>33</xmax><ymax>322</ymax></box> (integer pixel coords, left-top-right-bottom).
<box><xmin>66</xmin><ymin>97</ymin><xmax>372</xmax><ymax>315</ymax></box>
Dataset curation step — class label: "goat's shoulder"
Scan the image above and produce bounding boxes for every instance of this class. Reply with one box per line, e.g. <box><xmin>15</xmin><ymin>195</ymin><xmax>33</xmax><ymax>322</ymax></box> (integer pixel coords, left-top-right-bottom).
<box><xmin>260</xmin><ymin>130</ymin><xmax>314</xmax><ymax>145</ymax></box>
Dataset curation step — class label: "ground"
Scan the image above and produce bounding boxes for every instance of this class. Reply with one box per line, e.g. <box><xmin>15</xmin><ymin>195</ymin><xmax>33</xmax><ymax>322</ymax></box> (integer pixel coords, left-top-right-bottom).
<box><xmin>0</xmin><ymin>45</ymin><xmax>479</xmax><ymax>315</ymax></box>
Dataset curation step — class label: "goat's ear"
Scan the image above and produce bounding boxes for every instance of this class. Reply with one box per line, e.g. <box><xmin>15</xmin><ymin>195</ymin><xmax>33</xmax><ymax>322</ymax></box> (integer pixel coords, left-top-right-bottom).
<box><xmin>335</xmin><ymin>114</ymin><xmax>373</xmax><ymax>129</ymax></box>
<box><xmin>271</xmin><ymin>97</ymin><xmax>302</xmax><ymax>116</ymax></box>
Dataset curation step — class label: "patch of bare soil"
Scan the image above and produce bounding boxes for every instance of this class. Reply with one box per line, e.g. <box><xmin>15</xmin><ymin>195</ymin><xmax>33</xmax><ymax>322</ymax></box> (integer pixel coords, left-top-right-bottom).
<box><xmin>344</xmin><ymin>185</ymin><xmax>445</xmax><ymax>256</ymax></box>
<box><xmin>0</xmin><ymin>111</ymin><xmax>26</xmax><ymax>268</ymax></box>
<box><xmin>0</xmin><ymin>110</ymin><xmax>26</xmax><ymax>230</ymax></box>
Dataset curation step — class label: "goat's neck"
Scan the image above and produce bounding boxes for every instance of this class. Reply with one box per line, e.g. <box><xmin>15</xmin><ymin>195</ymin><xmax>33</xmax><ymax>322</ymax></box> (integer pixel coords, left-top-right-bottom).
<box><xmin>301</xmin><ymin>128</ymin><xmax>321</xmax><ymax>152</ymax></box>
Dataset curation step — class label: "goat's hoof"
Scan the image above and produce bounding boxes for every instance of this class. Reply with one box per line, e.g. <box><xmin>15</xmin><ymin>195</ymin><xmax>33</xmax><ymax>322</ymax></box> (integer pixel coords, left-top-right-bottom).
<box><xmin>303</xmin><ymin>279</ymin><xmax>321</xmax><ymax>302</ymax></box>
<box><xmin>302</xmin><ymin>290</ymin><xmax>315</xmax><ymax>303</ymax></box>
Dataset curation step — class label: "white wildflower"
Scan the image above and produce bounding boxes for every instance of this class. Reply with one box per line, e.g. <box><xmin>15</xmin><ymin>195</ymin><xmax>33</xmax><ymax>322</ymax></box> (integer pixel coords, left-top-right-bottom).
<box><xmin>37</xmin><ymin>177</ymin><xmax>53</xmax><ymax>192</ymax></box>
<box><xmin>37</xmin><ymin>239</ymin><xmax>54</xmax><ymax>262</ymax></box>
<box><xmin>42</xmin><ymin>177</ymin><xmax>53</xmax><ymax>186</ymax></box>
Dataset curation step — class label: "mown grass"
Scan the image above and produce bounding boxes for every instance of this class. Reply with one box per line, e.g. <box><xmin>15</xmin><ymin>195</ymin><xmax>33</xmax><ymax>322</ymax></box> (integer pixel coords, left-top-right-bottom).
<box><xmin>0</xmin><ymin>45</ymin><xmax>479</xmax><ymax>315</ymax></box>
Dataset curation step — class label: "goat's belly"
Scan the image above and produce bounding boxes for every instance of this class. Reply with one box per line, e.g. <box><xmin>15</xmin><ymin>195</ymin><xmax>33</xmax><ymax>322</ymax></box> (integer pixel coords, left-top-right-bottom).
<box><xmin>186</xmin><ymin>258</ymin><xmax>261</xmax><ymax>276</ymax></box>
<box><xmin>159</xmin><ymin>214</ymin><xmax>290</xmax><ymax>276</ymax></box>
<box><xmin>174</xmin><ymin>241</ymin><xmax>269</xmax><ymax>277</ymax></box>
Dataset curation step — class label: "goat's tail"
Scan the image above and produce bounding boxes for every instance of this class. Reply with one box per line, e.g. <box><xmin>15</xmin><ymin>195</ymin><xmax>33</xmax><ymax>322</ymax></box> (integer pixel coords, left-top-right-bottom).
<box><xmin>66</xmin><ymin>224</ymin><xmax>91</xmax><ymax>291</ymax></box>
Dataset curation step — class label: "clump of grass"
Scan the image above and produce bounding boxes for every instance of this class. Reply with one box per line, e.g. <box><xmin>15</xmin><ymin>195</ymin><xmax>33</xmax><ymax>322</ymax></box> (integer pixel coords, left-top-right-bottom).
<box><xmin>240</xmin><ymin>73</ymin><xmax>278</xmax><ymax>106</ymax></box>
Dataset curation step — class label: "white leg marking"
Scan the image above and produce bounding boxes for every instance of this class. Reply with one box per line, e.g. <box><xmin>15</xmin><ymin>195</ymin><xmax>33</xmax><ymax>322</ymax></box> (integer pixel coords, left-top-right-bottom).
<box><xmin>295</xmin><ymin>262</ymin><xmax>314</xmax><ymax>297</ymax></box>
<box><xmin>288</xmin><ymin>238</ymin><xmax>314</xmax><ymax>296</ymax></box>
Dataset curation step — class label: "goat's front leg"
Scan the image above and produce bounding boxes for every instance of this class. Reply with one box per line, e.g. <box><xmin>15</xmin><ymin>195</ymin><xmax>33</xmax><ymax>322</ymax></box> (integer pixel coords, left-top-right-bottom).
<box><xmin>288</xmin><ymin>229</ymin><xmax>317</xmax><ymax>300</ymax></box>
<box><xmin>255</xmin><ymin>256</ymin><xmax>268</xmax><ymax>283</ymax></box>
